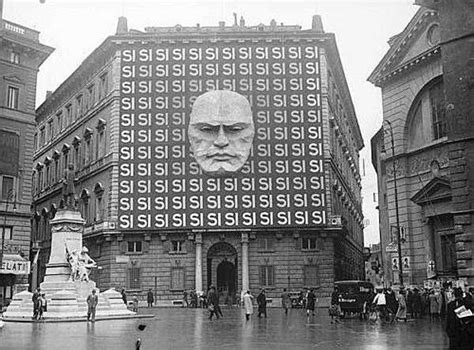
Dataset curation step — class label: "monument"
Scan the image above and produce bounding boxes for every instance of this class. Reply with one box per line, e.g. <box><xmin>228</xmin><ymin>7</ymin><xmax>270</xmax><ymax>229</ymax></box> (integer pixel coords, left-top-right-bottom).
<box><xmin>3</xmin><ymin>168</ymin><xmax>137</xmax><ymax>321</ymax></box>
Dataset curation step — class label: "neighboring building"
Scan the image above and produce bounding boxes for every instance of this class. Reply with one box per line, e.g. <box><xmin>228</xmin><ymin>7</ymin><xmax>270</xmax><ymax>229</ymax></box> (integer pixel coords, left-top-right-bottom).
<box><xmin>32</xmin><ymin>15</ymin><xmax>364</xmax><ymax>305</ymax></box>
<box><xmin>0</xmin><ymin>11</ymin><xmax>53</xmax><ymax>305</ymax></box>
<box><xmin>369</xmin><ymin>4</ymin><xmax>473</xmax><ymax>288</ymax></box>
<box><xmin>364</xmin><ymin>243</ymin><xmax>383</xmax><ymax>287</ymax></box>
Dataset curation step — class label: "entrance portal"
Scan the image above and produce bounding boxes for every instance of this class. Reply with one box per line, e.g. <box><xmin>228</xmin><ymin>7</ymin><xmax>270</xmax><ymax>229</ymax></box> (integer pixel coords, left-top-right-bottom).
<box><xmin>207</xmin><ymin>242</ymin><xmax>238</xmax><ymax>304</ymax></box>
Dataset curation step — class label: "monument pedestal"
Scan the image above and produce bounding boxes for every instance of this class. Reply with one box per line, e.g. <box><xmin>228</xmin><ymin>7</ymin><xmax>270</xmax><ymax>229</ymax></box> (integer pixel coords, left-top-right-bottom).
<box><xmin>4</xmin><ymin>209</ymin><xmax>135</xmax><ymax>321</ymax></box>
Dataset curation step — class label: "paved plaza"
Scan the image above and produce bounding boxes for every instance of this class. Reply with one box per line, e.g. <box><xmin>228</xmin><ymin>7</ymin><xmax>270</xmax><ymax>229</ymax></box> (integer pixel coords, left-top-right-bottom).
<box><xmin>1</xmin><ymin>307</ymin><xmax>449</xmax><ymax>350</ymax></box>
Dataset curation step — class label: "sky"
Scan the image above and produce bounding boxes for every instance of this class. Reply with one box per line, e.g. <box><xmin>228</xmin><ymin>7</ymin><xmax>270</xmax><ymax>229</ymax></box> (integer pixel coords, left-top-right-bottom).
<box><xmin>3</xmin><ymin>0</ymin><xmax>420</xmax><ymax>245</ymax></box>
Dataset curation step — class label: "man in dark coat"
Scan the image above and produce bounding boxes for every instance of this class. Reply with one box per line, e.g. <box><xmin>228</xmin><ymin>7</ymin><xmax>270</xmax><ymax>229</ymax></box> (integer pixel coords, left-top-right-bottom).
<box><xmin>32</xmin><ymin>287</ymin><xmax>41</xmax><ymax>320</ymax></box>
<box><xmin>412</xmin><ymin>288</ymin><xmax>422</xmax><ymax>319</ymax></box>
<box><xmin>121</xmin><ymin>289</ymin><xmax>127</xmax><ymax>305</ymax></box>
<box><xmin>385</xmin><ymin>288</ymin><xmax>398</xmax><ymax>323</ymax></box>
<box><xmin>257</xmin><ymin>289</ymin><xmax>267</xmax><ymax>318</ymax></box>
<box><xmin>446</xmin><ymin>287</ymin><xmax>474</xmax><ymax>350</ymax></box>
<box><xmin>86</xmin><ymin>289</ymin><xmax>99</xmax><ymax>322</ymax></box>
<box><xmin>306</xmin><ymin>288</ymin><xmax>316</xmax><ymax>316</ymax></box>
<box><xmin>147</xmin><ymin>288</ymin><xmax>154</xmax><ymax>308</ymax></box>
<box><xmin>207</xmin><ymin>286</ymin><xmax>220</xmax><ymax>320</ymax></box>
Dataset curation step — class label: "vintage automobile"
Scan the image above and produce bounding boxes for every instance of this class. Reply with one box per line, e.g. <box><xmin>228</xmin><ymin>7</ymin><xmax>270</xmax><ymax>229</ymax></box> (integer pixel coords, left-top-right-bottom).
<box><xmin>335</xmin><ymin>280</ymin><xmax>374</xmax><ymax>319</ymax></box>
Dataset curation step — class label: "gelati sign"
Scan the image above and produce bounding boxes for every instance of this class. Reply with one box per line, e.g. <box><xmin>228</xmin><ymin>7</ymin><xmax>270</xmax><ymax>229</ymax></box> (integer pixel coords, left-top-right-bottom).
<box><xmin>118</xmin><ymin>39</ymin><xmax>326</xmax><ymax>230</ymax></box>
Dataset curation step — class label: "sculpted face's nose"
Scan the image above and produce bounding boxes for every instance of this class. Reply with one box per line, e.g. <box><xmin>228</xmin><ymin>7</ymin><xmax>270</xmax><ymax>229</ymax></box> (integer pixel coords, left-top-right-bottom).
<box><xmin>214</xmin><ymin>125</ymin><xmax>229</xmax><ymax>148</ymax></box>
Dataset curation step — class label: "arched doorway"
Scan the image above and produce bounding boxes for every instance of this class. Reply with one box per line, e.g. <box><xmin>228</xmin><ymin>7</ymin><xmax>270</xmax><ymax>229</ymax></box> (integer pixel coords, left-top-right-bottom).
<box><xmin>207</xmin><ymin>242</ymin><xmax>238</xmax><ymax>305</ymax></box>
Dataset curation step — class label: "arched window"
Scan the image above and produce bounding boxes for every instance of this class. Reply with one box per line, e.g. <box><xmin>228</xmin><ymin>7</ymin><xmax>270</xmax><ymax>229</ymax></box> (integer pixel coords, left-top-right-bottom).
<box><xmin>406</xmin><ymin>77</ymin><xmax>446</xmax><ymax>150</ymax></box>
<box><xmin>94</xmin><ymin>183</ymin><xmax>105</xmax><ymax>222</ymax></box>
<box><xmin>80</xmin><ymin>189</ymin><xmax>90</xmax><ymax>223</ymax></box>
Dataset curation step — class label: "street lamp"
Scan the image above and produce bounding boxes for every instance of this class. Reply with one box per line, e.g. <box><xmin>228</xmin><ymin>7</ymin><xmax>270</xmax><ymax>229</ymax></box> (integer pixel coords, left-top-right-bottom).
<box><xmin>383</xmin><ymin>120</ymin><xmax>404</xmax><ymax>287</ymax></box>
<box><xmin>0</xmin><ymin>189</ymin><xmax>17</xmax><ymax>303</ymax></box>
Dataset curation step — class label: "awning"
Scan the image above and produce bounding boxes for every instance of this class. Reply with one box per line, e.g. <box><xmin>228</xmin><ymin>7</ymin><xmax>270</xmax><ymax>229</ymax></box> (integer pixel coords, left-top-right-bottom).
<box><xmin>0</xmin><ymin>254</ymin><xmax>30</xmax><ymax>275</ymax></box>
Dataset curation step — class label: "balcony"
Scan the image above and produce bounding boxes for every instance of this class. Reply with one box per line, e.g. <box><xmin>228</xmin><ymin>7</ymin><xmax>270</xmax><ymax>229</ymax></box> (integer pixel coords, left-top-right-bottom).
<box><xmin>2</xmin><ymin>20</ymin><xmax>40</xmax><ymax>42</ymax></box>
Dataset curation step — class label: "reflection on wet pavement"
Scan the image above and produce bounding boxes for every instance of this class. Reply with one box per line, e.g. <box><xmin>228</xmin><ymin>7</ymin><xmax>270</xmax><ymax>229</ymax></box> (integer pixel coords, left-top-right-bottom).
<box><xmin>0</xmin><ymin>307</ymin><xmax>448</xmax><ymax>349</ymax></box>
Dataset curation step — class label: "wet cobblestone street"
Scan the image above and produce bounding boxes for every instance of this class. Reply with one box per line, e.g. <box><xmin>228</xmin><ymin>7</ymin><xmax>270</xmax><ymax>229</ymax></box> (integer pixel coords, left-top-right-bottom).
<box><xmin>0</xmin><ymin>307</ymin><xmax>449</xmax><ymax>350</ymax></box>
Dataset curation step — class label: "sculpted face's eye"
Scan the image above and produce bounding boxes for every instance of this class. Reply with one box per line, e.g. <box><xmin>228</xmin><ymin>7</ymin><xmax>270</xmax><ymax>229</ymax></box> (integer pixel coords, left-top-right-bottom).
<box><xmin>199</xmin><ymin>125</ymin><xmax>216</xmax><ymax>132</ymax></box>
<box><xmin>227</xmin><ymin>125</ymin><xmax>244</xmax><ymax>132</ymax></box>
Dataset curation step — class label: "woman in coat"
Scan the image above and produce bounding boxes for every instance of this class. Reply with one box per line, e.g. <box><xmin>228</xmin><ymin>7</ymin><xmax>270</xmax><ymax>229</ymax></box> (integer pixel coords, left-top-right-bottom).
<box><xmin>243</xmin><ymin>291</ymin><xmax>254</xmax><ymax>321</ymax></box>
<box><xmin>396</xmin><ymin>289</ymin><xmax>407</xmax><ymax>322</ymax></box>
<box><xmin>257</xmin><ymin>289</ymin><xmax>267</xmax><ymax>318</ymax></box>
<box><xmin>306</xmin><ymin>289</ymin><xmax>316</xmax><ymax>316</ymax></box>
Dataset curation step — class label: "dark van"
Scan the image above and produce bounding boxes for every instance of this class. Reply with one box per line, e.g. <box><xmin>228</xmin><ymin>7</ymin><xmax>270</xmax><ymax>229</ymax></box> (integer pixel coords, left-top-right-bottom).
<box><xmin>335</xmin><ymin>280</ymin><xmax>374</xmax><ymax>318</ymax></box>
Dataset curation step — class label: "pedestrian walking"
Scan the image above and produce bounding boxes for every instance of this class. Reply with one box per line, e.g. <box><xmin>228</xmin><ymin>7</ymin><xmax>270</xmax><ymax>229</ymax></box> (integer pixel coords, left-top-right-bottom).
<box><xmin>207</xmin><ymin>286</ymin><xmax>219</xmax><ymax>320</ymax></box>
<box><xmin>37</xmin><ymin>293</ymin><xmax>46</xmax><ymax>320</ymax></box>
<box><xmin>446</xmin><ymin>287</ymin><xmax>474</xmax><ymax>350</ymax></box>
<box><xmin>243</xmin><ymin>290</ymin><xmax>254</xmax><ymax>321</ymax></box>
<box><xmin>257</xmin><ymin>289</ymin><xmax>267</xmax><ymax>318</ymax></box>
<box><xmin>395</xmin><ymin>289</ymin><xmax>407</xmax><ymax>322</ymax></box>
<box><xmin>182</xmin><ymin>290</ymin><xmax>188</xmax><ymax>308</ymax></box>
<box><xmin>412</xmin><ymin>288</ymin><xmax>422</xmax><ymax>319</ymax></box>
<box><xmin>428</xmin><ymin>290</ymin><xmax>439</xmax><ymax>321</ymax></box>
<box><xmin>372</xmin><ymin>288</ymin><xmax>388</xmax><ymax>322</ymax></box>
<box><xmin>121</xmin><ymin>289</ymin><xmax>127</xmax><ymax>306</ymax></box>
<box><xmin>132</xmin><ymin>295</ymin><xmax>139</xmax><ymax>312</ymax></box>
<box><xmin>147</xmin><ymin>288</ymin><xmax>154</xmax><ymax>308</ymax></box>
<box><xmin>306</xmin><ymin>288</ymin><xmax>316</xmax><ymax>316</ymax></box>
<box><xmin>329</xmin><ymin>286</ymin><xmax>341</xmax><ymax>324</ymax></box>
<box><xmin>86</xmin><ymin>289</ymin><xmax>99</xmax><ymax>322</ymax></box>
<box><xmin>385</xmin><ymin>288</ymin><xmax>398</xmax><ymax>323</ymax></box>
<box><xmin>281</xmin><ymin>288</ymin><xmax>291</xmax><ymax>315</ymax></box>
<box><xmin>32</xmin><ymin>287</ymin><xmax>41</xmax><ymax>320</ymax></box>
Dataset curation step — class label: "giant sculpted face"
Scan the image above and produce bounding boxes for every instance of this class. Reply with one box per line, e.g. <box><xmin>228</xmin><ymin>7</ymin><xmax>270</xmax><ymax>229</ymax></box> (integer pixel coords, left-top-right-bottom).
<box><xmin>188</xmin><ymin>90</ymin><xmax>255</xmax><ymax>176</ymax></box>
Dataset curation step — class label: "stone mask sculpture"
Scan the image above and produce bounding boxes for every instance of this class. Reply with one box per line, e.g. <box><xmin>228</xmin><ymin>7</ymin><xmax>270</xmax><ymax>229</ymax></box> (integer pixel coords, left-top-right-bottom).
<box><xmin>188</xmin><ymin>90</ymin><xmax>255</xmax><ymax>176</ymax></box>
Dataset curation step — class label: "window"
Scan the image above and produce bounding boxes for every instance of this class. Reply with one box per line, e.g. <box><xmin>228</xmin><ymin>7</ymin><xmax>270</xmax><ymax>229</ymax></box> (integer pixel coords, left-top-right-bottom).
<box><xmin>48</xmin><ymin>119</ymin><xmax>54</xmax><ymax>141</ymax></box>
<box><xmin>33</xmin><ymin>133</ymin><xmax>38</xmax><ymax>151</ymax></box>
<box><xmin>65</xmin><ymin>104</ymin><xmax>72</xmax><ymax>125</ymax></box>
<box><xmin>54</xmin><ymin>158</ymin><xmax>60</xmax><ymax>184</ymax></box>
<box><xmin>304</xmin><ymin>265</ymin><xmax>319</xmax><ymax>287</ymax></box>
<box><xmin>95</xmin><ymin>195</ymin><xmax>103</xmax><ymax>221</ymax></box>
<box><xmin>84</xmin><ymin>138</ymin><xmax>92</xmax><ymax>164</ymax></box>
<box><xmin>441</xmin><ymin>234</ymin><xmax>457</xmax><ymax>273</ymax></box>
<box><xmin>127</xmin><ymin>241</ymin><xmax>142</xmax><ymax>253</ymax></box>
<box><xmin>1</xmin><ymin>226</ymin><xmax>13</xmax><ymax>240</ymax></box>
<box><xmin>430</xmin><ymin>82</ymin><xmax>446</xmax><ymax>140</ymax></box>
<box><xmin>45</xmin><ymin>163</ymin><xmax>50</xmax><ymax>187</ymax></box>
<box><xmin>7</xmin><ymin>86</ymin><xmax>19</xmax><ymax>109</ymax></box>
<box><xmin>99</xmin><ymin>72</ymin><xmax>109</xmax><ymax>99</ymax></box>
<box><xmin>258</xmin><ymin>236</ymin><xmax>275</xmax><ymax>252</ymax></box>
<box><xmin>87</xmin><ymin>84</ymin><xmax>95</xmax><ymax>109</ymax></box>
<box><xmin>171</xmin><ymin>240</ymin><xmax>185</xmax><ymax>253</ymax></box>
<box><xmin>10</xmin><ymin>52</ymin><xmax>20</xmax><ymax>64</ymax></box>
<box><xmin>97</xmin><ymin>129</ymin><xmax>105</xmax><ymax>158</ymax></box>
<box><xmin>40</xmin><ymin>127</ymin><xmax>45</xmax><ymax>145</ymax></box>
<box><xmin>56</xmin><ymin>112</ymin><xmax>63</xmax><ymax>132</ymax></box>
<box><xmin>128</xmin><ymin>266</ymin><xmax>140</xmax><ymax>289</ymax></box>
<box><xmin>259</xmin><ymin>266</ymin><xmax>274</xmax><ymax>287</ymax></box>
<box><xmin>1</xmin><ymin>176</ymin><xmax>14</xmax><ymax>200</ymax></box>
<box><xmin>170</xmin><ymin>267</ymin><xmax>185</xmax><ymax>290</ymax></box>
<box><xmin>76</xmin><ymin>94</ymin><xmax>83</xmax><ymax>118</ymax></box>
<box><xmin>74</xmin><ymin>144</ymin><xmax>80</xmax><ymax>169</ymax></box>
<box><xmin>302</xmin><ymin>237</ymin><xmax>318</xmax><ymax>251</ymax></box>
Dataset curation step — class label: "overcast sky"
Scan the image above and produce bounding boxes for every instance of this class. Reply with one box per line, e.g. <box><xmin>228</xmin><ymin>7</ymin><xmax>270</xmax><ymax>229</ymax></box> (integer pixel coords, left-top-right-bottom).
<box><xmin>4</xmin><ymin>0</ymin><xmax>419</xmax><ymax>245</ymax></box>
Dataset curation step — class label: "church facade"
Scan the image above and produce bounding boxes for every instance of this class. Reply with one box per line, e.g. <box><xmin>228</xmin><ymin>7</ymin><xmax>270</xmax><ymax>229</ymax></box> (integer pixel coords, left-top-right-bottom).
<box><xmin>32</xmin><ymin>15</ymin><xmax>364</xmax><ymax>305</ymax></box>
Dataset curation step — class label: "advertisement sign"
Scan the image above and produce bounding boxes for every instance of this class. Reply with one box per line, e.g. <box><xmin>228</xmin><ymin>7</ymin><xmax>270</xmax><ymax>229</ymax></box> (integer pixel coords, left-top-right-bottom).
<box><xmin>1</xmin><ymin>256</ymin><xmax>30</xmax><ymax>275</ymax></box>
<box><xmin>118</xmin><ymin>39</ymin><xmax>325</xmax><ymax>230</ymax></box>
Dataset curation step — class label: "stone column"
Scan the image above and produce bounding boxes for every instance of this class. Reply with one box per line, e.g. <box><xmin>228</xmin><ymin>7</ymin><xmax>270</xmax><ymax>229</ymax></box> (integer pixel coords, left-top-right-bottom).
<box><xmin>195</xmin><ymin>233</ymin><xmax>203</xmax><ymax>294</ymax></box>
<box><xmin>241</xmin><ymin>232</ymin><xmax>249</xmax><ymax>292</ymax></box>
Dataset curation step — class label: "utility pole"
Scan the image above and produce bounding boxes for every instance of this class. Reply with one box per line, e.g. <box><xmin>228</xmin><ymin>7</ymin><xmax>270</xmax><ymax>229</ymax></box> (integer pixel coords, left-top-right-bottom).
<box><xmin>384</xmin><ymin>120</ymin><xmax>403</xmax><ymax>287</ymax></box>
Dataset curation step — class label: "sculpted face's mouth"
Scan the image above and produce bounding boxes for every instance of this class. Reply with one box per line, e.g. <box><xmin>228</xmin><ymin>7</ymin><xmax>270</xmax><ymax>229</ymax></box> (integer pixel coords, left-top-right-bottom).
<box><xmin>206</xmin><ymin>152</ymin><xmax>236</xmax><ymax>160</ymax></box>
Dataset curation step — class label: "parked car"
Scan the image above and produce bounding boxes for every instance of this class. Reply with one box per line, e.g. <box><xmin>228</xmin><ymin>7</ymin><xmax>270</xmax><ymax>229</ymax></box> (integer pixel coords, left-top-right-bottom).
<box><xmin>289</xmin><ymin>291</ymin><xmax>305</xmax><ymax>308</ymax></box>
<box><xmin>335</xmin><ymin>280</ymin><xmax>374</xmax><ymax>319</ymax></box>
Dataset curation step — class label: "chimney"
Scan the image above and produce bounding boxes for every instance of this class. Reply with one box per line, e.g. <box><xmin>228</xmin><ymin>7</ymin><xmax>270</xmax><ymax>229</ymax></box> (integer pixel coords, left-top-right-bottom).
<box><xmin>116</xmin><ymin>16</ymin><xmax>128</xmax><ymax>35</ymax></box>
<box><xmin>311</xmin><ymin>15</ymin><xmax>324</xmax><ymax>33</ymax></box>
<box><xmin>46</xmin><ymin>91</ymin><xmax>53</xmax><ymax>99</ymax></box>
<box><xmin>233</xmin><ymin>13</ymin><xmax>238</xmax><ymax>27</ymax></box>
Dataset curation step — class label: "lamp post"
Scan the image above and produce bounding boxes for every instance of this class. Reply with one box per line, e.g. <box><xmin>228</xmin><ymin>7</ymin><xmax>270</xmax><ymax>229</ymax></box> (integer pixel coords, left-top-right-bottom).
<box><xmin>384</xmin><ymin>120</ymin><xmax>403</xmax><ymax>287</ymax></box>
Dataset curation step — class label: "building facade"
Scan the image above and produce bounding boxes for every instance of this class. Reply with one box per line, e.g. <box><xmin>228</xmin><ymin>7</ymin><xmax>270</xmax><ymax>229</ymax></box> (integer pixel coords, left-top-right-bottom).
<box><xmin>370</xmin><ymin>4</ymin><xmax>473</xmax><ymax>288</ymax></box>
<box><xmin>32</xmin><ymin>15</ymin><xmax>364</xmax><ymax>305</ymax></box>
<box><xmin>0</xmin><ymin>11</ymin><xmax>53</xmax><ymax>305</ymax></box>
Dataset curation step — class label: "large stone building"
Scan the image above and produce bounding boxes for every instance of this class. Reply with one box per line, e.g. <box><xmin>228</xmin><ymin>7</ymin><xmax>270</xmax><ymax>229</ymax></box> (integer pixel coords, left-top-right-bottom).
<box><xmin>370</xmin><ymin>3</ymin><xmax>473</xmax><ymax>288</ymax></box>
<box><xmin>32</xmin><ymin>15</ymin><xmax>364</xmax><ymax>305</ymax></box>
<box><xmin>0</xmin><ymin>9</ymin><xmax>53</xmax><ymax>305</ymax></box>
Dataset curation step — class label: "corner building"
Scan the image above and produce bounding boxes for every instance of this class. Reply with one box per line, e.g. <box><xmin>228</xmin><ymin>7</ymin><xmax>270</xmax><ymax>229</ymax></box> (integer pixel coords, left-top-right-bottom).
<box><xmin>0</xmin><ymin>13</ymin><xmax>52</xmax><ymax>305</ymax></box>
<box><xmin>32</xmin><ymin>16</ymin><xmax>364</xmax><ymax>305</ymax></box>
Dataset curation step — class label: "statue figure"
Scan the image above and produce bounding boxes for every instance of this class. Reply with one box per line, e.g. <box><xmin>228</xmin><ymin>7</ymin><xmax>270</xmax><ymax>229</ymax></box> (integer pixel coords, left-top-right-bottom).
<box><xmin>66</xmin><ymin>246</ymin><xmax>97</xmax><ymax>282</ymax></box>
<box><xmin>61</xmin><ymin>164</ymin><xmax>76</xmax><ymax>209</ymax></box>
<box><xmin>188</xmin><ymin>90</ymin><xmax>255</xmax><ymax>176</ymax></box>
